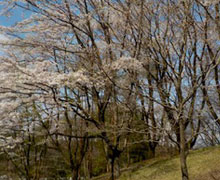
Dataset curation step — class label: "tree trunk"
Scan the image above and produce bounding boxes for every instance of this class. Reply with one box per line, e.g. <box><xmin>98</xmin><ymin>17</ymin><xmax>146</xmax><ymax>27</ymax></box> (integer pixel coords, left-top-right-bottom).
<box><xmin>111</xmin><ymin>157</ymin><xmax>115</xmax><ymax>180</ymax></box>
<box><xmin>179</xmin><ymin>118</ymin><xmax>189</xmax><ymax>180</ymax></box>
<box><xmin>110</xmin><ymin>155</ymin><xmax>121</xmax><ymax>180</ymax></box>
<box><xmin>72</xmin><ymin>168</ymin><xmax>79</xmax><ymax>180</ymax></box>
<box><xmin>115</xmin><ymin>157</ymin><xmax>120</xmax><ymax>178</ymax></box>
<box><xmin>126</xmin><ymin>147</ymin><xmax>130</xmax><ymax>167</ymax></box>
<box><xmin>180</xmin><ymin>149</ymin><xmax>188</xmax><ymax>180</ymax></box>
<box><xmin>149</xmin><ymin>142</ymin><xmax>157</xmax><ymax>158</ymax></box>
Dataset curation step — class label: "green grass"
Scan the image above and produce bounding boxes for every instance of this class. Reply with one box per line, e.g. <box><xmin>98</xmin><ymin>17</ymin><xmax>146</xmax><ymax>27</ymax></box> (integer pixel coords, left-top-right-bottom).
<box><xmin>120</xmin><ymin>146</ymin><xmax>220</xmax><ymax>180</ymax></box>
<box><xmin>93</xmin><ymin>146</ymin><xmax>220</xmax><ymax>180</ymax></box>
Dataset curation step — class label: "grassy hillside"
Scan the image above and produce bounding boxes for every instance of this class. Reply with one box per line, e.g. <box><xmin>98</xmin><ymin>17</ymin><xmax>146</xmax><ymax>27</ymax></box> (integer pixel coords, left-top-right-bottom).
<box><xmin>93</xmin><ymin>146</ymin><xmax>220</xmax><ymax>180</ymax></box>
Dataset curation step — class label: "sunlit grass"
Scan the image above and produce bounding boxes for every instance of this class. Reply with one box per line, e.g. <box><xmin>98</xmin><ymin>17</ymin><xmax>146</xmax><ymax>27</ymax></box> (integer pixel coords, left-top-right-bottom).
<box><xmin>92</xmin><ymin>146</ymin><xmax>220</xmax><ymax>180</ymax></box>
<box><xmin>119</xmin><ymin>146</ymin><xmax>220</xmax><ymax>180</ymax></box>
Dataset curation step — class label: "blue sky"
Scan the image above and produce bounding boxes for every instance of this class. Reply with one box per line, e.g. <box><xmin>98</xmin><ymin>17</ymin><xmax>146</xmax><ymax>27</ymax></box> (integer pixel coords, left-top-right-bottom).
<box><xmin>0</xmin><ymin>5</ymin><xmax>30</xmax><ymax>26</ymax></box>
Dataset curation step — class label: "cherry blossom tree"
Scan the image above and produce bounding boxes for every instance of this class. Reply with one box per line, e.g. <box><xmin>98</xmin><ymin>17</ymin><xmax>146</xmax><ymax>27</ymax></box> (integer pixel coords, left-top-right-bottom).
<box><xmin>0</xmin><ymin>1</ymin><xmax>219</xmax><ymax>180</ymax></box>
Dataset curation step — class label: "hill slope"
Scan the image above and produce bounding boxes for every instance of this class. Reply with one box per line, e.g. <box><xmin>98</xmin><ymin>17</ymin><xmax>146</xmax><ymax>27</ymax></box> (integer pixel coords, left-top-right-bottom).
<box><xmin>94</xmin><ymin>146</ymin><xmax>220</xmax><ymax>180</ymax></box>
